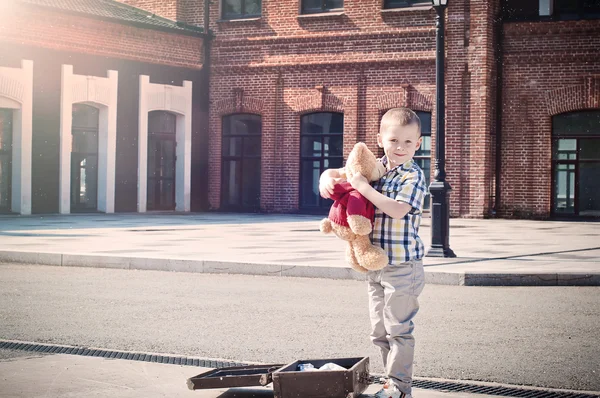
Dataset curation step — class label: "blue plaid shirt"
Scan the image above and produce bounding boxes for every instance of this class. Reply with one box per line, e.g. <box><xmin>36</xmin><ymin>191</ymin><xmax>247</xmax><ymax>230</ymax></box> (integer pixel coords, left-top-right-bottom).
<box><xmin>370</xmin><ymin>156</ymin><xmax>427</xmax><ymax>265</ymax></box>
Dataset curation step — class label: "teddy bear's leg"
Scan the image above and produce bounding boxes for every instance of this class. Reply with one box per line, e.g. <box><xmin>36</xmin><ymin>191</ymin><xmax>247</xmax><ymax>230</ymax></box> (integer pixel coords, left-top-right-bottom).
<box><xmin>346</xmin><ymin>242</ymin><xmax>368</xmax><ymax>274</ymax></box>
<box><xmin>353</xmin><ymin>235</ymin><xmax>389</xmax><ymax>271</ymax></box>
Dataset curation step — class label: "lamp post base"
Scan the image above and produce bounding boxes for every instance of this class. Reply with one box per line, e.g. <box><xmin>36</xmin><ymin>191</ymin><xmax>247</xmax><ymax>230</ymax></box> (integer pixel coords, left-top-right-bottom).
<box><xmin>427</xmin><ymin>246</ymin><xmax>456</xmax><ymax>258</ymax></box>
<box><xmin>428</xmin><ymin>180</ymin><xmax>456</xmax><ymax>258</ymax></box>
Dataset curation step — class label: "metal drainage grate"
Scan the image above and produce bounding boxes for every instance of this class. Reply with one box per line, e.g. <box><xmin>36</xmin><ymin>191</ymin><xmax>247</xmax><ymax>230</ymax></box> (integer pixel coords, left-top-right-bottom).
<box><xmin>0</xmin><ymin>340</ymin><xmax>246</xmax><ymax>369</ymax></box>
<box><xmin>2</xmin><ymin>340</ymin><xmax>598</xmax><ymax>398</ymax></box>
<box><xmin>410</xmin><ymin>379</ymin><xmax>598</xmax><ymax>398</ymax></box>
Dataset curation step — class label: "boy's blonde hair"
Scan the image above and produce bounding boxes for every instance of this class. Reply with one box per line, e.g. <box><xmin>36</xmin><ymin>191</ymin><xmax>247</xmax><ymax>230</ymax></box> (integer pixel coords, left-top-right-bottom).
<box><xmin>380</xmin><ymin>107</ymin><xmax>421</xmax><ymax>136</ymax></box>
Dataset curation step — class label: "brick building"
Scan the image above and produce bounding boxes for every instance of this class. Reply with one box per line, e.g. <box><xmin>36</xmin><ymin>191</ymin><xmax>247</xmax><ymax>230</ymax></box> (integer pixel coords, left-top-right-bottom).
<box><xmin>0</xmin><ymin>0</ymin><xmax>209</xmax><ymax>214</ymax></box>
<box><xmin>1</xmin><ymin>0</ymin><xmax>599</xmax><ymax>218</ymax></box>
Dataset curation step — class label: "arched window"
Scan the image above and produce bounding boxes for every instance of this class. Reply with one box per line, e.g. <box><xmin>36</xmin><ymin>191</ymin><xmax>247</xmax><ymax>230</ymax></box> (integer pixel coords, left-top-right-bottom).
<box><xmin>299</xmin><ymin>112</ymin><xmax>344</xmax><ymax>210</ymax></box>
<box><xmin>0</xmin><ymin>109</ymin><xmax>12</xmax><ymax>213</ymax></box>
<box><xmin>552</xmin><ymin>111</ymin><xmax>600</xmax><ymax>217</ymax></box>
<box><xmin>147</xmin><ymin>111</ymin><xmax>177</xmax><ymax>211</ymax></box>
<box><xmin>71</xmin><ymin>104</ymin><xmax>99</xmax><ymax>212</ymax></box>
<box><xmin>221</xmin><ymin>114</ymin><xmax>262</xmax><ymax>211</ymax></box>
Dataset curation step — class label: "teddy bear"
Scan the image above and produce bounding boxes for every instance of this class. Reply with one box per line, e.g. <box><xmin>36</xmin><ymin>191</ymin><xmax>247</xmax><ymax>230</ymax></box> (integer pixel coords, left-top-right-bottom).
<box><xmin>320</xmin><ymin>142</ymin><xmax>389</xmax><ymax>274</ymax></box>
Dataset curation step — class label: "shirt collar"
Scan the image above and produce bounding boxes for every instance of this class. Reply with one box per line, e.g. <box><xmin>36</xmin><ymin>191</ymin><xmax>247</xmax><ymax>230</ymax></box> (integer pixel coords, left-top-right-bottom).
<box><xmin>381</xmin><ymin>156</ymin><xmax>414</xmax><ymax>175</ymax></box>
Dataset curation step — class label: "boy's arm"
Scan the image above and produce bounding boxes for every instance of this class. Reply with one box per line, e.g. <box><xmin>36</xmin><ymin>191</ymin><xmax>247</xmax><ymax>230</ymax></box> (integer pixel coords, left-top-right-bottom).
<box><xmin>355</xmin><ymin>181</ymin><xmax>412</xmax><ymax>219</ymax></box>
<box><xmin>349</xmin><ymin>172</ymin><xmax>424</xmax><ymax>220</ymax></box>
<box><xmin>319</xmin><ymin>167</ymin><xmax>347</xmax><ymax>199</ymax></box>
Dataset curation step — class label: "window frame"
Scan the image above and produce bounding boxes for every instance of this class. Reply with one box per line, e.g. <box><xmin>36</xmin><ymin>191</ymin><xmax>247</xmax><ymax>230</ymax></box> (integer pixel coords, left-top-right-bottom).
<box><xmin>299</xmin><ymin>112</ymin><xmax>344</xmax><ymax>211</ymax></box>
<box><xmin>70</xmin><ymin>104</ymin><xmax>100</xmax><ymax>212</ymax></box>
<box><xmin>221</xmin><ymin>0</ymin><xmax>262</xmax><ymax>20</ymax></box>
<box><xmin>502</xmin><ymin>0</ymin><xmax>600</xmax><ymax>22</ymax></box>
<box><xmin>220</xmin><ymin>113</ymin><xmax>262</xmax><ymax>211</ymax></box>
<box><xmin>383</xmin><ymin>0</ymin><xmax>432</xmax><ymax>10</ymax></box>
<box><xmin>551</xmin><ymin>111</ymin><xmax>600</xmax><ymax>217</ymax></box>
<box><xmin>301</xmin><ymin>0</ymin><xmax>344</xmax><ymax>15</ymax></box>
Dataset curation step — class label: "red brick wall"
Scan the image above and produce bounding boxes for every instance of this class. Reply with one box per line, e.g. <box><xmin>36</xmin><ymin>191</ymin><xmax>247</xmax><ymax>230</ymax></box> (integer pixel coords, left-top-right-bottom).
<box><xmin>113</xmin><ymin>0</ymin><xmax>502</xmax><ymax>216</ymax></box>
<box><xmin>0</xmin><ymin>4</ymin><xmax>204</xmax><ymax>69</ymax></box>
<box><xmin>204</xmin><ymin>1</ymin><xmax>443</xmax><ymax>212</ymax></box>
<box><xmin>500</xmin><ymin>20</ymin><xmax>600</xmax><ymax>218</ymax></box>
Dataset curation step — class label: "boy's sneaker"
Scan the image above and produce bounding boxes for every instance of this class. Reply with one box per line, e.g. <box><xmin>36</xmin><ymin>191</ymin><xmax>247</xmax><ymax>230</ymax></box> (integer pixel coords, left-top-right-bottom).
<box><xmin>373</xmin><ymin>383</ymin><xmax>412</xmax><ymax>398</ymax></box>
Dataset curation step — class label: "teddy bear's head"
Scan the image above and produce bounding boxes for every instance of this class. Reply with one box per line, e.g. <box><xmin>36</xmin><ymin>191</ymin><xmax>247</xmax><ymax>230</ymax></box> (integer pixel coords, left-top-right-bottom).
<box><xmin>345</xmin><ymin>142</ymin><xmax>386</xmax><ymax>182</ymax></box>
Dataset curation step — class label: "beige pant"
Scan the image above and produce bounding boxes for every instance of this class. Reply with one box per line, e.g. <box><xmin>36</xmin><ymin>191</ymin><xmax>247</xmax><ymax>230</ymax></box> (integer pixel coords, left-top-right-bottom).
<box><xmin>367</xmin><ymin>259</ymin><xmax>425</xmax><ymax>395</ymax></box>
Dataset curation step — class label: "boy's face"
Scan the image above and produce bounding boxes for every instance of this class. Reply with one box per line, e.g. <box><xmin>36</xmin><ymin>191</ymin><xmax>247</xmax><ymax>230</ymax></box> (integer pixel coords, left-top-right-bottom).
<box><xmin>377</xmin><ymin>123</ymin><xmax>422</xmax><ymax>170</ymax></box>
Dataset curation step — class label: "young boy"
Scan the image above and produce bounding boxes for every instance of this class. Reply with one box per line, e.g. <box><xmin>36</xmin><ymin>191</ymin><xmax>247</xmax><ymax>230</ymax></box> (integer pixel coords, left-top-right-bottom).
<box><xmin>319</xmin><ymin>107</ymin><xmax>427</xmax><ymax>398</ymax></box>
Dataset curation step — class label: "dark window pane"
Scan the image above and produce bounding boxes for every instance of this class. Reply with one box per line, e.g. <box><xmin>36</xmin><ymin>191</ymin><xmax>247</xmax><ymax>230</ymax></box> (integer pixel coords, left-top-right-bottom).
<box><xmin>0</xmin><ymin>154</ymin><xmax>10</xmax><ymax>209</ymax></box>
<box><xmin>553</xmin><ymin>111</ymin><xmax>600</xmax><ymax>136</ymax></box>
<box><xmin>149</xmin><ymin>111</ymin><xmax>176</xmax><ymax>134</ymax></box>
<box><xmin>384</xmin><ymin>0</ymin><xmax>430</xmax><ymax>9</ymax></box>
<box><xmin>243</xmin><ymin>136</ymin><xmax>261</xmax><ymax>157</ymax></box>
<box><xmin>552</xmin><ymin>139</ymin><xmax>577</xmax><ymax>160</ymax></box>
<box><xmin>224</xmin><ymin>114</ymin><xmax>261</xmax><ymax>136</ymax></box>
<box><xmin>72</xmin><ymin>104</ymin><xmax>99</xmax><ymax>129</ymax></box>
<box><xmin>417</xmin><ymin>111</ymin><xmax>432</xmax><ymax>136</ymax></box>
<box><xmin>223</xmin><ymin>137</ymin><xmax>243</xmax><ymax>157</ymax></box>
<box><xmin>0</xmin><ymin>109</ymin><xmax>12</xmax><ymax>151</ymax></box>
<box><xmin>221</xmin><ymin>114</ymin><xmax>262</xmax><ymax>210</ymax></box>
<box><xmin>245</xmin><ymin>0</ymin><xmax>261</xmax><ymax>15</ymax></box>
<box><xmin>324</xmin><ymin>157</ymin><xmax>343</xmax><ymax>169</ymax></box>
<box><xmin>324</xmin><ymin>135</ymin><xmax>343</xmax><ymax>157</ymax></box>
<box><xmin>301</xmin><ymin>136</ymin><xmax>322</xmax><ymax>157</ymax></box>
<box><xmin>502</xmin><ymin>0</ymin><xmax>539</xmax><ymax>20</ymax></box>
<box><xmin>580</xmin><ymin>139</ymin><xmax>600</xmax><ymax>160</ymax></box>
<box><xmin>301</xmin><ymin>112</ymin><xmax>343</xmax><ymax>135</ymax></box>
<box><xmin>223</xmin><ymin>0</ymin><xmax>242</xmax><ymax>16</ymax></box>
<box><xmin>300</xmin><ymin>160</ymin><xmax>321</xmax><ymax>207</ymax></box>
<box><xmin>553</xmin><ymin>163</ymin><xmax>576</xmax><ymax>214</ymax></box>
<box><xmin>223</xmin><ymin>0</ymin><xmax>261</xmax><ymax>19</ymax></box>
<box><xmin>326</xmin><ymin>0</ymin><xmax>343</xmax><ymax>10</ymax></box>
<box><xmin>579</xmin><ymin>162</ymin><xmax>600</xmax><ymax>216</ymax></box>
<box><xmin>242</xmin><ymin>158</ymin><xmax>261</xmax><ymax>208</ymax></box>
<box><xmin>302</xmin><ymin>0</ymin><xmax>323</xmax><ymax>12</ymax></box>
<box><xmin>222</xmin><ymin>160</ymin><xmax>241</xmax><ymax>206</ymax></box>
<box><xmin>72</xmin><ymin>131</ymin><xmax>99</xmax><ymax>153</ymax></box>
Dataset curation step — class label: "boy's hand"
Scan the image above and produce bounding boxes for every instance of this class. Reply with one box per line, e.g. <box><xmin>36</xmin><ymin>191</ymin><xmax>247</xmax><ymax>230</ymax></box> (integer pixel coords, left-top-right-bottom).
<box><xmin>319</xmin><ymin>177</ymin><xmax>344</xmax><ymax>199</ymax></box>
<box><xmin>349</xmin><ymin>173</ymin><xmax>370</xmax><ymax>194</ymax></box>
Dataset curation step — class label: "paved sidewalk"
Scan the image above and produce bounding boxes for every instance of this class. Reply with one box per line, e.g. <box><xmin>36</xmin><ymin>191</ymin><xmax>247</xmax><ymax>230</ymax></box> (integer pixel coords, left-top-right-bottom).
<box><xmin>0</xmin><ymin>349</ymin><xmax>574</xmax><ymax>398</ymax></box>
<box><xmin>0</xmin><ymin>213</ymin><xmax>598</xmax><ymax>285</ymax></box>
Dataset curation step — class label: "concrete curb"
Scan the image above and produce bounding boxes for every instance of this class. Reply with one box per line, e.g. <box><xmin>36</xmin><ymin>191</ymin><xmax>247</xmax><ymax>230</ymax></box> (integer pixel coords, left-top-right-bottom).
<box><xmin>1</xmin><ymin>250</ymin><xmax>599</xmax><ymax>286</ymax></box>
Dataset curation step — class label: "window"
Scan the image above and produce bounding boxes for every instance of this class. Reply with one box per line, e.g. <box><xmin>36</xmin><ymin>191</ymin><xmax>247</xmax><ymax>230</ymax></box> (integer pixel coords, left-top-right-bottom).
<box><xmin>221</xmin><ymin>114</ymin><xmax>262</xmax><ymax>211</ymax></box>
<box><xmin>555</xmin><ymin>0</ymin><xmax>600</xmax><ymax>20</ymax></box>
<box><xmin>71</xmin><ymin>104</ymin><xmax>99</xmax><ymax>212</ymax></box>
<box><xmin>222</xmin><ymin>0</ymin><xmax>261</xmax><ymax>19</ymax></box>
<box><xmin>502</xmin><ymin>0</ymin><xmax>539</xmax><ymax>21</ymax></box>
<box><xmin>552</xmin><ymin>111</ymin><xmax>600</xmax><ymax>217</ymax></box>
<box><xmin>147</xmin><ymin>111</ymin><xmax>177</xmax><ymax>211</ymax></box>
<box><xmin>299</xmin><ymin>112</ymin><xmax>344</xmax><ymax>210</ymax></box>
<box><xmin>502</xmin><ymin>0</ymin><xmax>600</xmax><ymax>21</ymax></box>
<box><xmin>301</xmin><ymin>0</ymin><xmax>343</xmax><ymax>14</ymax></box>
<box><xmin>0</xmin><ymin>109</ymin><xmax>12</xmax><ymax>213</ymax></box>
<box><xmin>384</xmin><ymin>0</ymin><xmax>431</xmax><ymax>9</ymax></box>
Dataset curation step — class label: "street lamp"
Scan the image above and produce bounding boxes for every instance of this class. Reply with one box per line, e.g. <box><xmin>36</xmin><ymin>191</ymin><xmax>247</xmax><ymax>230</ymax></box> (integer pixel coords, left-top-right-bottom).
<box><xmin>428</xmin><ymin>0</ymin><xmax>456</xmax><ymax>257</ymax></box>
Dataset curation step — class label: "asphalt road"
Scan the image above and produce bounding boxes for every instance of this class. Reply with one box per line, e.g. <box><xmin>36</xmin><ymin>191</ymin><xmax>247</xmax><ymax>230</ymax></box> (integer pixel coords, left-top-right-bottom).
<box><xmin>0</xmin><ymin>264</ymin><xmax>598</xmax><ymax>392</ymax></box>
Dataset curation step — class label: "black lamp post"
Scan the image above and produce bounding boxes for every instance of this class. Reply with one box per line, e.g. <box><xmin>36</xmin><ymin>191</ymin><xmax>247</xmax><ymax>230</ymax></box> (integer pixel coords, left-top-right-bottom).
<box><xmin>428</xmin><ymin>0</ymin><xmax>456</xmax><ymax>258</ymax></box>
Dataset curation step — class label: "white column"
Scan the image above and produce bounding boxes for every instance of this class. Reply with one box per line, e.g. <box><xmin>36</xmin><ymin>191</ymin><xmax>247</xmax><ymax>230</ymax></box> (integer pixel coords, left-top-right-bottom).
<box><xmin>10</xmin><ymin>60</ymin><xmax>33</xmax><ymax>215</ymax></box>
<box><xmin>97</xmin><ymin>70</ymin><xmax>118</xmax><ymax>213</ymax></box>
<box><xmin>176</xmin><ymin>80</ymin><xmax>193</xmax><ymax>212</ymax></box>
<box><xmin>137</xmin><ymin>75</ymin><xmax>150</xmax><ymax>213</ymax></box>
<box><xmin>59</xmin><ymin>65</ymin><xmax>74</xmax><ymax>214</ymax></box>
